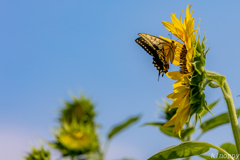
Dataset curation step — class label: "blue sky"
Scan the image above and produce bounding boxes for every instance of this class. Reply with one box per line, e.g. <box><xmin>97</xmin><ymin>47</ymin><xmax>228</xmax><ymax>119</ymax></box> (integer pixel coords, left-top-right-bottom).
<box><xmin>1</xmin><ymin>1</ymin><xmax>240</xmax><ymax>160</ymax></box>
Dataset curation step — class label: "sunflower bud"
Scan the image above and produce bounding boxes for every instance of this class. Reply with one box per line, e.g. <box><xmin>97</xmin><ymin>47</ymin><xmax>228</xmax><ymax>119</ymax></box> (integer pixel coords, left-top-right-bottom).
<box><xmin>50</xmin><ymin>120</ymin><xmax>99</xmax><ymax>157</ymax></box>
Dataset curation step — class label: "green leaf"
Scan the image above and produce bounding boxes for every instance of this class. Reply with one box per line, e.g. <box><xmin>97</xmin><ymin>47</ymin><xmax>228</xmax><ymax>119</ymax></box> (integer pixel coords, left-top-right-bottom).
<box><xmin>200</xmin><ymin>99</ymin><xmax>220</xmax><ymax>117</ymax></box>
<box><xmin>143</xmin><ymin>122</ymin><xmax>195</xmax><ymax>140</ymax></box>
<box><xmin>199</xmin><ymin>143</ymin><xmax>237</xmax><ymax>160</ymax></box>
<box><xmin>148</xmin><ymin>141</ymin><xmax>211</xmax><ymax>160</ymax></box>
<box><xmin>159</xmin><ymin>125</ymin><xmax>179</xmax><ymax>138</ymax></box>
<box><xmin>201</xmin><ymin>108</ymin><xmax>240</xmax><ymax>134</ymax></box>
<box><xmin>143</xmin><ymin>122</ymin><xmax>179</xmax><ymax>138</ymax></box>
<box><xmin>180</xmin><ymin>127</ymin><xmax>195</xmax><ymax>140</ymax></box>
<box><xmin>218</xmin><ymin>143</ymin><xmax>237</xmax><ymax>155</ymax></box>
<box><xmin>149</xmin><ymin>141</ymin><xmax>236</xmax><ymax>160</ymax></box>
<box><xmin>199</xmin><ymin>154</ymin><xmax>212</xmax><ymax>159</ymax></box>
<box><xmin>208</xmin><ymin>81</ymin><xmax>219</xmax><ymax>88</ymax></box>
<box><xmin>107</xmin><ymin>115</ymin><xmax>140</xmax><ymax>139</ymax></box>
<box><xmin>199</xmin><ymin>154</ymin><xmax>220</xmax><ymax>160</ymax></box>
<box><xmin>143</xmin><ymin>122</ymin><xmax>164</xmax><ymax>127</ymax></box>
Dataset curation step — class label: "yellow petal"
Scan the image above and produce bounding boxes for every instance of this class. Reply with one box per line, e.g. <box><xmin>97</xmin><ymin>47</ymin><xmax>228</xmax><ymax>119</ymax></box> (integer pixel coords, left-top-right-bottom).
<box><xmin>173</xmin><ymin>80</ymin><xmax>184</xmax><ymax>88</ymax></box>
<box><xmin>166</xmin><ymin>71</ymin><xmax>182</xmax><ymax>80</ymax></box>
<box><xmin>189</xmin><ymin>9</ymin><xmax>194</xmax><ymax>18</ymax></box>
<box><xmin>167</xmin><ymin>89</ymin><xmax>188</xmax><ymax>99</ymax></box>
<box><xmin>180</xmin><ymin>9</ymin><xmax>183</xmax><ymax>23</ymax></box>
<box><xmin>173</xmin><ymin>85</ymin><xmax>188</xmax><ymax>94</ymax></box>
<box><xmin>167</xmin><ymin>92</ymin><xmax>175</xmax><ymax>99</ymax></box>
<box><xmin>169</xmin><ymin>97</ymin><xmax>182</xmax><ymax>110</ymax></box>
<box><xmin>173</xmin><ymin>57</ymin><xmax>180</xmax><ymax>66</ymax></box>
<box><xmin>171</xmin><ymin>13</ymin><xmax>182</xmax><ymax>30</ymax></box>
<box><xmin>159</xmin><ymin>35</ymin><xmax>172</xmax><ymax>42</ymax></box>
<box><xmin>185</xmin><ymin>4</ymin><xmax>190</xmax><ymax>22</ymax></box>
<box><xmin>178</xmin><ymin>92</ymin><xmax>190</xmax><ymax>112</ymax></box>
<box><xmin>163</xmin><ymin>113</ymin><xmax>177</xmax><ymax>127</ymax></box>
<box><xmin>173</xmin><ymin>123</ymin><xmax>182</xmax><ymax>138</ymax></box>
<box><xmin>179</xmin><ymin>75</ymin><xmax>190</xmax><ymax>84</ymax></box>
<box><xmin>179</xmin><ymin>107</ymin><xmax>190</xmax><ymax>126</ymax></box>
<box><xmin>161</xmin><ymin>21</ymin><xmax>176</xmax><ymax>34</ymax></box>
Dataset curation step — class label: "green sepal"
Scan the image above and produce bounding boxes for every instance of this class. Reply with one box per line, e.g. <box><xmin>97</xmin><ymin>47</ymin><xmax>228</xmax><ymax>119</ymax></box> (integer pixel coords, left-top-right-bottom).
<box><xmin>190</xmin><ymin>72</ymin><xmax>204</xmax><ymax>86</ymax></box>
<box><xmin>192</xmin><ymin>61</ymin><xmax>204</xmax><ymax>75</ymax></box>
<box><xmin>196</xmin><ymin>40</ymin><xmax>202</xmax><ymax>53</ymax></box>
<box><xmin>189</xmin><ymin>30</ymin><xmax>210</xmax><ymax>121</ymax></box>
<box><xmin>189</xmin><ymin>103</ymin><xmax>203</xmax><ymax>118</ymax></box>
<box><xmin>201</xmin><ymin>99</ymin><xmax>220</xmax><ymax>117</ymax></box>
<box><xmin>204</xmin><ymin>46</ymin><xmax>210</xmax><ymax>57</ymax></box>
<box><xmin>202</xmin><ymin>100</ymin><xmax>213</xmax><ymax>116</ymax></box>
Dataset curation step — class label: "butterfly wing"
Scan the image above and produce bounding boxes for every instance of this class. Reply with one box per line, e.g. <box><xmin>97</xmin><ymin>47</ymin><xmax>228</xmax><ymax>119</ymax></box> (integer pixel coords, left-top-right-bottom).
<box><xmin>138</xmin><ymin>33</ymin><xmax>176</xmax><ymax>64</ymax></box>
<box><xmin>159</xmin><ymin>36</ymin><xmax>177</xmax><ymax>64</ymax></box>
<box><xmin>138</xmin><ymin>33</ymin><xmax>170</xmax><ymax>51</ymax></box>
<box><xmin>135</xmin><ymin>36</ymin><xmax>168</xmax><ymax>78</ymax></box>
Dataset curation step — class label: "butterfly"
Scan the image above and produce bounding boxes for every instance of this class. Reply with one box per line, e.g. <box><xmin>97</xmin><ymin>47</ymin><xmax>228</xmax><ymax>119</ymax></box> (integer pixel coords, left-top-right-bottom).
<box><xmin>135</xmin><ymin>33</ymin><xmax>176</xmax><ymax>79</ymax></box>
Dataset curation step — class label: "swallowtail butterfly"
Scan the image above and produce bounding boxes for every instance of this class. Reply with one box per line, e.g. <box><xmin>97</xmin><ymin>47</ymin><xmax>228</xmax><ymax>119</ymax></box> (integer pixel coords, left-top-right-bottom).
<box><xmin>135</xmin><ymin>33</ymin><xmax>176</xmax><ymax>79</ymax></box>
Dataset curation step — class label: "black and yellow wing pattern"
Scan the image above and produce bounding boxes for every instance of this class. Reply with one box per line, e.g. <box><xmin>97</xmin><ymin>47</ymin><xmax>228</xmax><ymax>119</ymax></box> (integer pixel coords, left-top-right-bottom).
<box><xmin>135</xmin><ymin>33</ymin><xmax>175</xmax><ymax>79</ymax></box>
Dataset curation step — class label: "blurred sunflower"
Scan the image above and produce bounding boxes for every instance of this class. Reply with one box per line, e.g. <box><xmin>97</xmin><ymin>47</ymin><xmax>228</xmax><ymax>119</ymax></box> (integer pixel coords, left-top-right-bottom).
<box><xmin>50</xmin><ymin>120</ymin><xmax>99</xmax><ymax>157</ymax></box>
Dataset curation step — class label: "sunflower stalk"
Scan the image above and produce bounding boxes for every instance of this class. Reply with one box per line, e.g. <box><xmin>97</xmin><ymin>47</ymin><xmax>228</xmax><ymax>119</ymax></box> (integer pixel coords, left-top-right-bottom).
<box><xmin>185</xmin><ymin>123</ymin><xmax>192</xmax><ymax>160</ymax></box>
<box><xmin>206</xmin><ymin>70</ymin><xmax>240</xmax><ymax>158</ymax></box>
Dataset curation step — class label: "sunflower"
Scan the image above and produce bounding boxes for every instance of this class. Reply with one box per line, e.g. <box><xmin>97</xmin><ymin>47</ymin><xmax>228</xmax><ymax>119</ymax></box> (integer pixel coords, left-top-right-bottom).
<box><xmin>50</xmin><ymin>120</ymin><xmax>99</xmax><ymax>156</ymax></box>
<box><xmin>161</xmin><ymin>5</ymin><xmax>205</xmax><ymax>137</ymax></box>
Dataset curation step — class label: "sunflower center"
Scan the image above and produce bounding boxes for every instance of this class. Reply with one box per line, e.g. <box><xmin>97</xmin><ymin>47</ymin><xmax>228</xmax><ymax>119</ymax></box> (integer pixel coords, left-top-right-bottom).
<box><xmin>180</xmin><ymin>45</ymin><xmax>188</xmax><ymax>74</ymax></box>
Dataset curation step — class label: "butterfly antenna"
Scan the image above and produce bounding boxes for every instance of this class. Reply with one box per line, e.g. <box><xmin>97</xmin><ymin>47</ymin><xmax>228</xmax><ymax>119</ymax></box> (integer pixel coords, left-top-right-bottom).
<box><xmin>175</xmin><ymin>38</ymin><xmax>180</xmax><ymax>42</ymax></box>
<box><xmin>167</xmin><ymin>32</ymin><xmax>180</xmax><ymax>42</ymax></box>
<box><xmin>168</xmin><ymin>33</ymin><xmax>173</xmax><ymax>40</ymax></box>
<box><xmin>158</xmin><ymin>72</ymin><xmax>160</xmax><ymax>81</ymax></box>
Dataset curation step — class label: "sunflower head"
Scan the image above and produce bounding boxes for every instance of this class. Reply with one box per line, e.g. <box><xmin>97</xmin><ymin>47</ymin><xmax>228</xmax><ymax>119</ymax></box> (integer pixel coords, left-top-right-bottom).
<box><xmin>50</xmin><ymin>119</ymin><xmax>99</xmax><ymax>157</ymax></box>
<box><xmin>25</xmin><ymin>146</ymin><xmax>50</xmax><ymax>160</ymax></box>
<box><xmin>59</xmin><ymin>95</ymin><xmax>96</xmax><ymax>126</ymax></box>
<box><xmin>162</xmin><ymin>5</ymin><xmax>210</xmax><ymax>137</ymax></box>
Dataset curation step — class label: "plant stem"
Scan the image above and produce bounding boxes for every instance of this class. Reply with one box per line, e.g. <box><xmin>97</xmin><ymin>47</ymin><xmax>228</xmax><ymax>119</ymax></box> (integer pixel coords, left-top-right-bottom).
<box><xmin>185</xmin><ymin>123</ymin><xmax>192</xmax><ymax>160</ymax></box>
<box><xmin>221</xmin><ymin>80</ymin><xmax>240</xmax><ymax>157</ymax></box>
<box><xmin>206</xmin><ymin>70</ymin><xmax>240</xmax><ymax>159</ymax></box>
<box><xmin>195</xmin><ymin>132</ymin><xmax>203</xmax><ymax>141</ymax></box>
<box><xmin>103</xmin><ymin>139</ymin><xmax>110</xmax><ymax>160</ymax></box>
<box><xmin>210</xmin><ymin>143</ymin><xmax>235</xmax><ymax>160</ymax></box>
<box><xmin>186</xmin><ymin>123</ymin><xmax>192</xmax><ymax>142</ymax></box>
<box><xmin>206</xmin><ymin>70</ymin><xmax>240</xmax><ymax>158</ymax></box>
